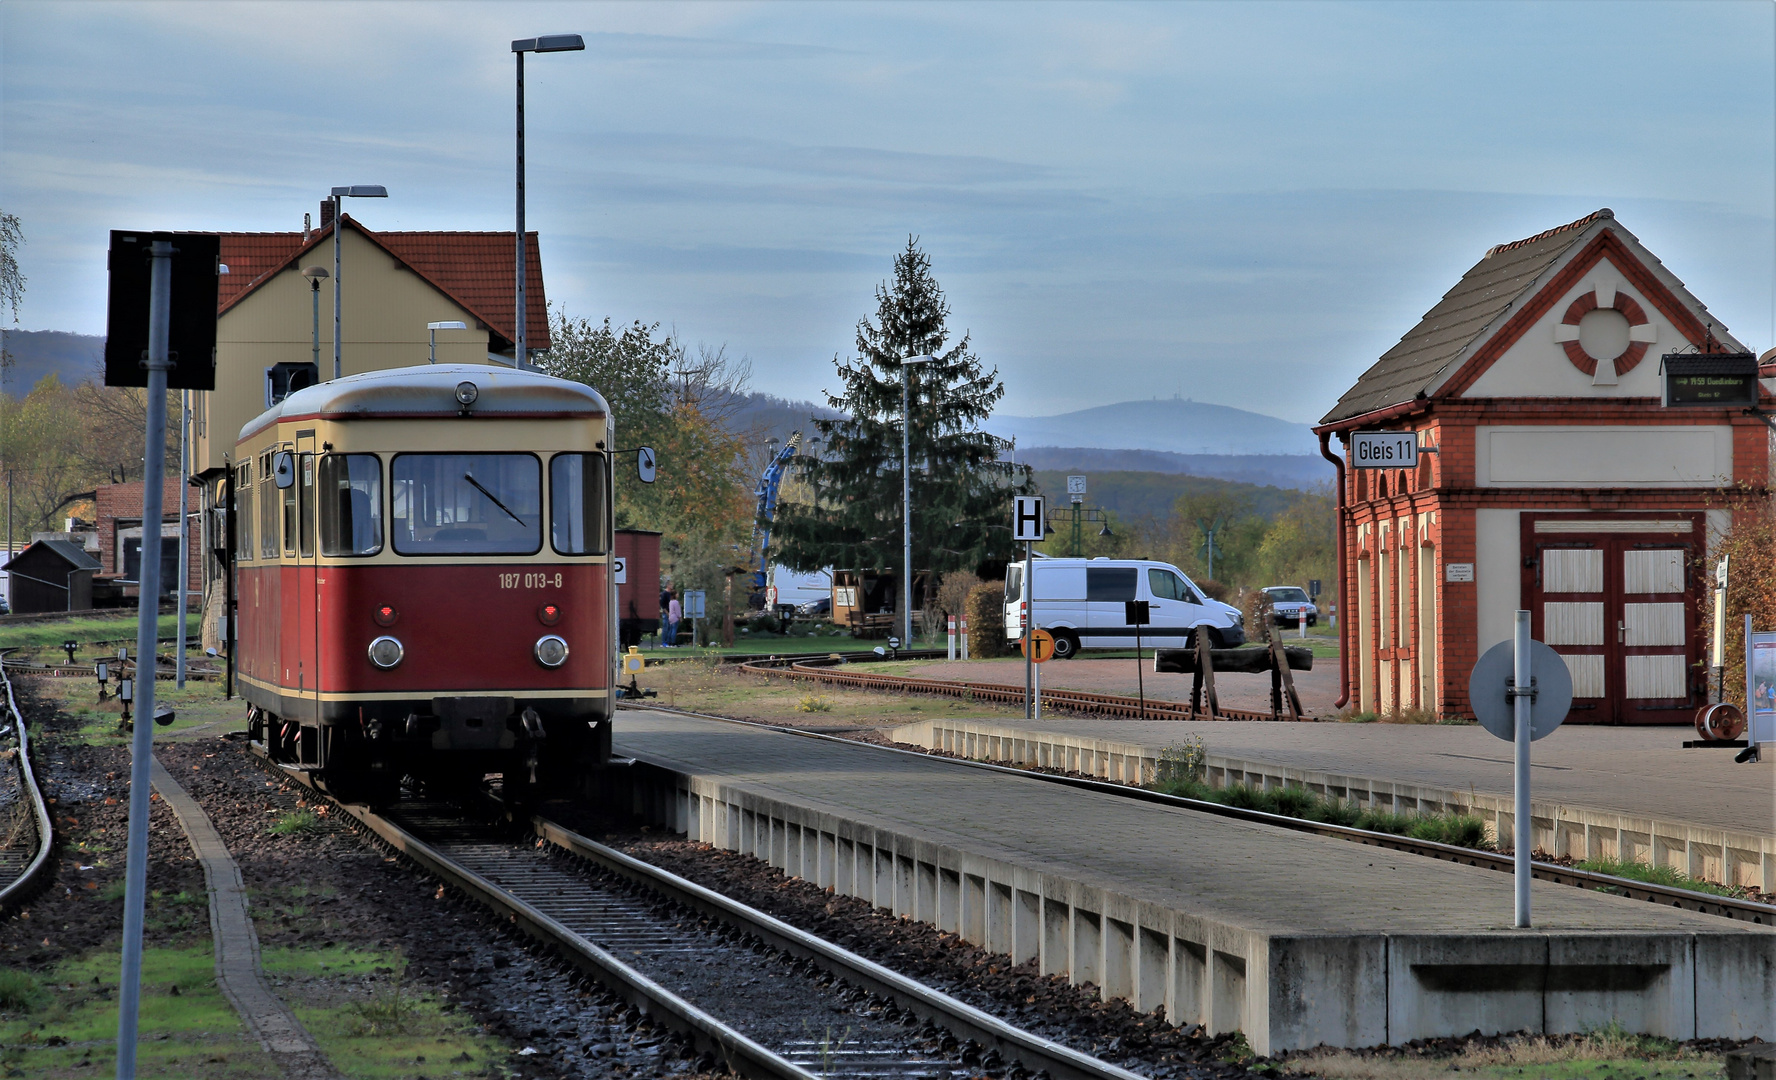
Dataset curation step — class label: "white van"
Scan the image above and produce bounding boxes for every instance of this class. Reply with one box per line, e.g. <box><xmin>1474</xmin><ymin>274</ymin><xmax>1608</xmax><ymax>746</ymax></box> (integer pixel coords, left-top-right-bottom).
<box><xmin>1004</xmin><ymin>557</ymin><xmax>1245</xmax><ymax>659</ymax></box>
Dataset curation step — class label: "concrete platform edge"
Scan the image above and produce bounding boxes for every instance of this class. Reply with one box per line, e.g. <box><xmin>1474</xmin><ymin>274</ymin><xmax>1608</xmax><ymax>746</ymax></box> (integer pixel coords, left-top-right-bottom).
<box><xmin>615</xmin><ymin>752</ymin><xmax>1776</xmax><ymax>1056</ymax></box>
<box><xmin>893</xmin><ymin>719</ymin><xmax>1776</xmax><ymax>892</ymax></box>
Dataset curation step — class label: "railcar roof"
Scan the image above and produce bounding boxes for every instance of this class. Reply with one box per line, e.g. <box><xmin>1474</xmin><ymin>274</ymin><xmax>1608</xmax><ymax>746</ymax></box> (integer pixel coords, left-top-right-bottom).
<box><xmin>238</xmin><ymin>364</ymin><xmax>608</xmax><ymax>444</ymax></box>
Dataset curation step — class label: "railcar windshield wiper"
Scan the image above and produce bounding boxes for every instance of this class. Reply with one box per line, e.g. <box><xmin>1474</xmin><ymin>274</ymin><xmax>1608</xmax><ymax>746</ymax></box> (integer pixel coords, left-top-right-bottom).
<box><xmin>464</xmin><ymin>472</ymin><xmax>526</xmax><ymax>527</ymax></box>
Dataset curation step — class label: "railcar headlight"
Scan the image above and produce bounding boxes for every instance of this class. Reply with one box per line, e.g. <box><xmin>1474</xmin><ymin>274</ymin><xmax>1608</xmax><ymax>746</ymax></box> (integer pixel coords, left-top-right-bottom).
<box><xmin>368</xmin><ymin>635</ymin><xmax>404</xmax><ymax>669</ymax></box>
<box><xmin>534</xmin><ymin>634</ymin><xmax>569</xmax><ymax>668</ymax></box>
<box><xmin>454</xmin><ymin>381</ymin><xmax>479</xmax><ymax>406</ymax></box>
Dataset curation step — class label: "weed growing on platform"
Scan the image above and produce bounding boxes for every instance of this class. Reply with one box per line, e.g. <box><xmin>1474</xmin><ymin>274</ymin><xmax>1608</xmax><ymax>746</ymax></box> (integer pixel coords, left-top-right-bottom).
<box><xmin>1157</xmin><ymin>736</ymin><xmax>1207</xmax><ymax>783</ymax></box>
<box><xmin>1574</xmin><ymin>856</ymin><xmax>1741</xmax><ymax>899</ymax></box>
<box><xmin>795</xmin><ymin>692</ymin><xmax>833</xmax><ymax>713</ymax></box>
<box><xmin>1150</xmin><ymin>776</ymin><xmax>1493</xmax><ymax>850</ymax></box>
<box><xmin>1285</xmin><ymin>1021</ymin><xmax>1723</xmax><ymax>1079</ymax></box>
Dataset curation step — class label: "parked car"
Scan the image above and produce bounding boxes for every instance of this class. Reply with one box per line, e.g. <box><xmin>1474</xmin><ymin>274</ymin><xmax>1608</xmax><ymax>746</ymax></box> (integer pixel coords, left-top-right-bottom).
<box><xmin>1261</xmin><ymin>586</ymin><xmax>1318</xmax><ymax>626</ymax></box>
<box><xmin>796</xmin><ymin>596</ymin><xmax>832</xmax><ymax>618</ymax></box>
<box><xmin>1003</xmin><ymin>556</ymin><xmax>1245</xmax><ymax>659</ymax></box>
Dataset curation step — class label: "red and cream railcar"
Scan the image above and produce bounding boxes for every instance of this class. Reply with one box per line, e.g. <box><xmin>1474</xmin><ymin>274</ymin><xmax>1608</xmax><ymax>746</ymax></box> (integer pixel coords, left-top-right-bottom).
<box><xmin>230</xmin><ymin>364</ymin><xmax>615</xmax><ymax>801</ymax></box>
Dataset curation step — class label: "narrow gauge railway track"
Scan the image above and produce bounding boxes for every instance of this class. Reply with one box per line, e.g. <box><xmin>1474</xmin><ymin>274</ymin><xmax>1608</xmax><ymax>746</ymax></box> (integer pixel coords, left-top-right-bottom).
<box><xmin>253</xmin><ymin>746</ymin><xmax>1143</xmax><ymax>1080</ymax></box>
<box><xmin>630</xmin><ymin>704</ymin><xmax>1776</xmax><ymax>925</ymax></box>
<box><xmin>0</xmin><ymin>654</ymin><xmax>55</xmax><ymax>910</ymax></box>
<box><xmin>737</xmin><ymin>656</ymin><xmax>1303</xmax><ymax>723</ymax></box>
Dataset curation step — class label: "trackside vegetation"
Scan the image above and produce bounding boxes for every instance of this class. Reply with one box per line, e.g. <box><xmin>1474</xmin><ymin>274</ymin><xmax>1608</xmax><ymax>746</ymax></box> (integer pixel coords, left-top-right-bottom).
<box><xmin>1149</xmin><ymin>774</ymin><xmax>1493</xmax><ymax>849</ymax></box>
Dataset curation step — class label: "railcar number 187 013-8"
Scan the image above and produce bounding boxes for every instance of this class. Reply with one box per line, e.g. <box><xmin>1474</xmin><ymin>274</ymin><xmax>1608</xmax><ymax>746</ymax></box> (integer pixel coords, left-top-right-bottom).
<box><xmin>500</xmin><ymin>572</ymin><xmax>567</xmax><ymax>589</ymax></box>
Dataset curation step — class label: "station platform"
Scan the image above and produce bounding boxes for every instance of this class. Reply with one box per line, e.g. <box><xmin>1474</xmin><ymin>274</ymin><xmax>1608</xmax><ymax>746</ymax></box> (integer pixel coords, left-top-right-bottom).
<box><xmin>888</xmin><ymin>717</ymin><xmax>1776</xmax><ymax>893</ymax></box>
<box><xmin>612</xmin><ymin>709</ymin><xmax>1776</xmax><ymax>1055</ymax></box>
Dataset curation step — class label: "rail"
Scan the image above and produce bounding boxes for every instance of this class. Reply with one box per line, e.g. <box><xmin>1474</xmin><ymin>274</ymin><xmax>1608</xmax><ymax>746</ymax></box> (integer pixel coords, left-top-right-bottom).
<box><xmin>0</xmin><ymin>652</ymin><xmax>55</xmax><ymax>912</ymax></box>
<box><xmin>738</xmin><ymin>654</ymin><xmax>1306</xmax><ymax>723</ymax></box>
<box><xmin>628</xmin><ymin>703</ymin><xmax>1776</xmax><ymax>925</ymax></box>
<box><xmin>253</xmin><ymin>746</ymin><xmax>1141</xmax><ymax>1080</ymax></box>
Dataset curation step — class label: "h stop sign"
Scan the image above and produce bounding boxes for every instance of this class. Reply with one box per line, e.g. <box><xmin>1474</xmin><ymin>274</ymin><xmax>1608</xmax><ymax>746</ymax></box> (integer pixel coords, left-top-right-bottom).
<box><xmin>1466</xmin><ymin>638</ymin><xmax>1573</xmax><ymax>742</ymax></box>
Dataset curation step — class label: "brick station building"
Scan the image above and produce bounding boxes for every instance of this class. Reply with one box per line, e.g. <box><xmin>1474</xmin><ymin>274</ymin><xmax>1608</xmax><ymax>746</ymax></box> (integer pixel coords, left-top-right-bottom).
<box><xmin>1315</xmin><ymin>209</ymin><xmax>1771</xmax><ymax>724</ymax></box>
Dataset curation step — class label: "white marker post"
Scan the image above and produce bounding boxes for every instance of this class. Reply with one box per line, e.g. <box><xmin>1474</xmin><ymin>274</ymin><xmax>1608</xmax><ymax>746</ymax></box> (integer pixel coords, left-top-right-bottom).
<box><xmin>1512</xmin><ymin>611</ymin><xmax>1532</xmax><ymax>927</ymax></box>
<box><xmin>1013</xmin><ymin>496</ymin><xmax>1045</xmax><ymax>720</ymax></box>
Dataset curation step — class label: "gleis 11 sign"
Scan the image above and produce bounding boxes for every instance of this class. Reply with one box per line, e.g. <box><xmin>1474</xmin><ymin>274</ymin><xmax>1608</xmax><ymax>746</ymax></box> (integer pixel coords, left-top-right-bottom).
<box><xmin>1350</xmin><ymin>431</ymin><xmax>1418</xmax><ymax>469</ymax></box>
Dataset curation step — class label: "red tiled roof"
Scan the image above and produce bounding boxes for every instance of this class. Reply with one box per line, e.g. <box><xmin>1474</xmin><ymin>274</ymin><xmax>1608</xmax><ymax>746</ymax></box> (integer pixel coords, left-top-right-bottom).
<box><xmin>211</xmin><ymin>219</ymin><xmax>550</xmax><ymax>351</ymax></box>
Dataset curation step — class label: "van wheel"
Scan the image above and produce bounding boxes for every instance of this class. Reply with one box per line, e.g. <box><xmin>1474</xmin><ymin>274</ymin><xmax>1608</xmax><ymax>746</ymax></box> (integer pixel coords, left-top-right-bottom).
<box><xmin>1051</xmin><ymin>631</ymin><xmax>1081</xmax><ymax>660</ymax></box>
<box><xmin>1188</xmin><ymin>627</ymin><xmax>1225</xmax><ymax>651</ymax></box>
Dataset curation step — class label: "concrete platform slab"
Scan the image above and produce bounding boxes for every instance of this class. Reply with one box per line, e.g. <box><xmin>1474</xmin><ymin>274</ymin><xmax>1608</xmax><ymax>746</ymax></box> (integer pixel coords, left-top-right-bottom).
<box><xmin>890</xmin><ymin>718</ymin><xmax>1776</xmax><ymax>892</ymax></box>
<box><xmin>612</xmin><ymin>709</ymin><xmax>1776</xmax><ymax>1054</ymax></box>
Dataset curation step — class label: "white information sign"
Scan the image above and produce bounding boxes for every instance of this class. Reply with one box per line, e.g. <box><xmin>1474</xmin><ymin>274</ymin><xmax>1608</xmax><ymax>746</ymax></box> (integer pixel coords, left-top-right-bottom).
<box><xmin>682</xmin><ymin>590</ymin><xmax>706</xmax><ymax>619</ymax></box>
<box><xmin>1013</xmin><ymin>495</ymin><xmax>1046</xmax><ymax>542</ymax></box>
<box><xmin>612</xmin><ymin>557</ymin><xmax>627</xmax><ymax>584</ymax></box>
<box><xmin>1445</xmin><ymin>563</ymin><xmax>1475</xmax><ymax>583</ymax></box>
<box><xmin>1351</xmin><ymin>431</ymin><xmax>1418</xmax><ymax>469</ymax></box>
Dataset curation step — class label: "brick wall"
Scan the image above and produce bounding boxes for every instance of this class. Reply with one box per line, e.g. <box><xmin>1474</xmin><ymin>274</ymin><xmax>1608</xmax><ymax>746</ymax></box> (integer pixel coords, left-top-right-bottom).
<box><xmin>94</xmin><ymin>478</ymin><xmax>202</xmax><ymax>595</ymax></box>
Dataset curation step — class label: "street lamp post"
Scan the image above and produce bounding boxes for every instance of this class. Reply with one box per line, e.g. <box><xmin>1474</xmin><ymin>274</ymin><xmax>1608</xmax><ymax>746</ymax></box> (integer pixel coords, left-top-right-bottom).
<box><xmin>511</xmin><ymin>33</ymin><xmax>584</xmax><ymax>370</ymax></box>
<box><xmin>900</xmin><ymin>354</ymin><xmax>937</xmax><ymax>648</ymax></box>
<box><xmin>329</xmin><ymin>185</ymin><xmax>388</xmax><ymax>381</ymax></box>
<box><xmin>302</xmin><ymin>266</ymin><xmax>328</xmax><ymax>373</ymax></box>
<box><xmin>427</xmin><ymin>321</ymin><xmax>467</xmax><ymax>364</ymax></box>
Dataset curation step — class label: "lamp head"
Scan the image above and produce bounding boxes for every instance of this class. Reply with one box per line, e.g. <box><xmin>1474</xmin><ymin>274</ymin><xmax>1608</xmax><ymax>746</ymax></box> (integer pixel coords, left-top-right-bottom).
<box><xmin>329</xmin><ymin>185</ymin><xmax>388</xmax><ymax>198</ymax></box>
<box><xmin>427</xmin><ymin>321</ymin><xmax>468</xmax><ymax>331</ymax></box>
<box><xmin>513</xmin><ymin>34</ymin><xmax>585</xmax><ymax>53</ymax></box>
<box><xmin>302</xmin><ymin>265</ymin><xmax>329</xmax><ymax>281</ymax></box>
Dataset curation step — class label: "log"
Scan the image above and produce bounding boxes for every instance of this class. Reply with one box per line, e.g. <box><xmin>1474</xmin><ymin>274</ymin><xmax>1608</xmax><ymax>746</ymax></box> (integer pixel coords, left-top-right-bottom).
<box><xmin>1154</xmin><ymin>645</ymin><xmax>1313</xmax><ymax>674</ymax></box>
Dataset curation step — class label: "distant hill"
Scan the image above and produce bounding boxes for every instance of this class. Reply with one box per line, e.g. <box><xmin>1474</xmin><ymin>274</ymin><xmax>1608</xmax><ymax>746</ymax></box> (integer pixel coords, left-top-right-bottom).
<box><xmin>1016</xmin><ymin>447</ymin><xmax>1330</xmax><ymax>491</ymax></box>
<box><xmin>1030</xmin><ymin>469</ymin><xmax>1302</xmax><ymax>523</ymax></box>
<box><xmin>1</xmin><ymin>331</ymin><xmax>104</xmax><ymax>394</ymax></box>
<box><xmin>994</xmin><ymin>398</ymin><xmax>1316</xmax><ymax>457</ymax></box>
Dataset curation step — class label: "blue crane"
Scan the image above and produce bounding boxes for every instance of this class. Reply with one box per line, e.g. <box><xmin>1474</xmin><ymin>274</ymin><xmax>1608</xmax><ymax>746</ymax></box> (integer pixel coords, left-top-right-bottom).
<box><xmin>748</xmin><ymin>432</ymin><xmax>802</xmax><ymax>604</ymax></box>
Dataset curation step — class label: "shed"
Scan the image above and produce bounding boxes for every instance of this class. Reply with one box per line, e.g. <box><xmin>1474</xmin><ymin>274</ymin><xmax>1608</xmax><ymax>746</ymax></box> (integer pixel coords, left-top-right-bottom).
<box><xmin>2</xmin><ymin>540</ymin><xmax>102</xmax><ymax>613</ymax></box>
<box><xmin>615</xmin><ymin>528</ymin><xmax>663</xmax><ymax>647</ymax></box>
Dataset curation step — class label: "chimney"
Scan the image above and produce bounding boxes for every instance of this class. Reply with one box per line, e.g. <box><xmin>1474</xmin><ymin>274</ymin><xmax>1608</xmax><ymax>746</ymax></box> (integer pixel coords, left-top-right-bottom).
<box><xmin>319</xmin><ymin>200</ymin><xmax>334</xmax><ymax>228</ymax></box>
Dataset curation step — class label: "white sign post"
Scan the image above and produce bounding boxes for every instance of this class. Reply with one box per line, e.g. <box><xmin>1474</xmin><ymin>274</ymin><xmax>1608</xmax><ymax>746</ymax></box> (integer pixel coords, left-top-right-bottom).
<box><xmin>1013</xmin><ymin>495</ymin><xmax>1046</xmax><ymax>719</ymax></box>
<box><xmin>683</xmin><ymin>589</ymin><xmax>706</xmax><ymax>647</ymax></box>
<box><xmin>612</xmin><ymin>557</ymin><xmax>627</xmax><ymax>584</ymax></box>
<box><xmin>1467</xmin><ymin>614</ymin><xmax>1573</xmax><ymax>928</ymax></box>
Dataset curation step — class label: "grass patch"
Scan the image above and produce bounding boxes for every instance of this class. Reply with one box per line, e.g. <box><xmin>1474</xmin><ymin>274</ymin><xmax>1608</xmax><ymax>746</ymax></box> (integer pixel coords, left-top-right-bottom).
<box><xmin>1574</xmin><ymin>856</ymin><xmax>1743</xmax><ymax>899</ymax></box>
<box><xmin>24</xmin><ymin>671</ymin><xmax>243</xmax><ymax>748</ymax></box>
<box><xmin>1285</xmin><ymin>1022</ymin><xmax>1723</xmax><ymax>1079</ymax></box>
<box><xmin>1152</xmin><ymin>775</ymin><xmax>1492</xmax><ymax>849</ymax></box>
<box><xmin>267</xmin><ymin>808</ymin><xmax>322</xmax><ymax>837</ymax></box>
<box><xmin>0</xmin><ymin>612</ymin><xmax>199</xmax><ymax>652</ymax></box>
<box><xmin>0</xmin><ymin>944</ymin><xmax>274</xmax><ymax>1079</ymax></box>
<box><xmin>262</xmin><ymin>944</ymin><xmax>503</xmax><ymax>1080</ymax></box>
<box><xmin>633</xmin><ymin>661</ymin><xmax>1026</xmax><ymax>727</ymax></box>
<box><xmin>0</xmin><ymin>968</ymin><xmax>42</xmax><ymax>1012</ymax></box>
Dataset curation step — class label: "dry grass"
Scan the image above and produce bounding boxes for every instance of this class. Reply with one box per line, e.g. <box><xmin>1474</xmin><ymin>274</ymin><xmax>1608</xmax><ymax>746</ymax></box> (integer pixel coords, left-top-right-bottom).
<box><xmin>1284</xmin><ymin>1025</ymin><xmax>1722</xmax><ymax>1079</ymax></box>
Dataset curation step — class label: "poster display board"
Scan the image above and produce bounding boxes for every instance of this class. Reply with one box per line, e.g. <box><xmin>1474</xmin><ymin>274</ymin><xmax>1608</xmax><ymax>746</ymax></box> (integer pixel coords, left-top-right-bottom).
<box><xmin>1751</xmin><ymin>631</ymin><xmax>1776</xmax><ymax>748</ymax></box>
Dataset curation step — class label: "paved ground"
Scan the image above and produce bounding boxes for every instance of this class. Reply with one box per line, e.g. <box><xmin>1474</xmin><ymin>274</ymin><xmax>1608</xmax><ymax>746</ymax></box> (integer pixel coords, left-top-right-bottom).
<box><xmin>613</xmin><ymin>709</ymin><xmax>1765</xmax><ymax>937</ymax></box>
<box><xmin>910</xmin><ymin>716</ymin><xmax>1776</xmax><ymax>839</ymax></box>
<box><xmin>896</xmin><ymin>656</ymin><xmax>1344</xmax><ymax>716</ymax></box>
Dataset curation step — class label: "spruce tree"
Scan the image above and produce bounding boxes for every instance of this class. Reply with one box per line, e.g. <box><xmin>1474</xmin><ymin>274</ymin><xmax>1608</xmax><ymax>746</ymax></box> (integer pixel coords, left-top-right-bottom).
<box><xmin>773</xmin><ymin>238</ymin><xmax>1031</xmax><ymax>611</ymax></box>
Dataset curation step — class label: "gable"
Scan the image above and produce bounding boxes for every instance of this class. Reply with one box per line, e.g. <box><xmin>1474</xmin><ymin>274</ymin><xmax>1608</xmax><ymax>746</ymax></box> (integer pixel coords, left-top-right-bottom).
<box><xmin>1441</xmin><ymin>227</ymin><xmax>1733</xmax><ymax>401</ymax></box>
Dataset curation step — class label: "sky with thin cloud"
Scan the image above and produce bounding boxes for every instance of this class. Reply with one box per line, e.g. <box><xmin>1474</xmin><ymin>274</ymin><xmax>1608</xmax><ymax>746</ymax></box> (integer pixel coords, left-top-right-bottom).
<box><xmin>2</xmin><ymin>1</ymin><xmax>1771</xmax><ymax>423</ymax></box>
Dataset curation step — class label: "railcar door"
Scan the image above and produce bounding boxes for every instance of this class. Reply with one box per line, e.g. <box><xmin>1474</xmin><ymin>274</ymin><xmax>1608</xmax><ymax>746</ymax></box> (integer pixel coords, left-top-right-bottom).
<box><xmin>296</xmin><ymin>432</ymin><xmax>320</xmax><ymax>727</ymax></box>
<box><xmin>1523</xmin><ymin>513</ymin><xmax>1703</xmax><ymax>724</ymax></box>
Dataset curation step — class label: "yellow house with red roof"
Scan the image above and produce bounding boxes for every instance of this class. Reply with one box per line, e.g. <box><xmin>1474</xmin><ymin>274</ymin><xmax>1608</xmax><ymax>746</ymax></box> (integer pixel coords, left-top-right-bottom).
<box><xmin>192</xmin><ymin>203</ymin><xmax>549</xmax><ymax>474</ymax></box>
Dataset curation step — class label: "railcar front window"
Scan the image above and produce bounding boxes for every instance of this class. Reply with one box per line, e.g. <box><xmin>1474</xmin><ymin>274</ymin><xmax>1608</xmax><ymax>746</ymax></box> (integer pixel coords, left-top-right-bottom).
<box><xmin>391</xmin><ymin>453</ymin><xmax>541</xmax><ymax>555</ymax></box>
<box><xmin>549</xmin><ymin>453</ymin><xmax>609</xmax><ymax>555</ymax></box>
<box><xmin>318</xmin><ymin>454</ymin><xmax>383</xmax><ymax>556</ymax></box>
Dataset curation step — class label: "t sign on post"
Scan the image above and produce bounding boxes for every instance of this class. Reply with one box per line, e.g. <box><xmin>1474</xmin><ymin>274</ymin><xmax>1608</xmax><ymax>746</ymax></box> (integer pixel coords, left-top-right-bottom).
<box><xmin>1013</xmin><ymin>495</ymin><xmax>1045</xmax><ymax>719</ymax></box>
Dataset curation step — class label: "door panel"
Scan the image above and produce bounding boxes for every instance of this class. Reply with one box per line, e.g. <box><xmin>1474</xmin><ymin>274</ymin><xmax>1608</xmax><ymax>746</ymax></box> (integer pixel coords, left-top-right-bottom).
<box><xmin>1524</xmin><ymin>514</ymin><xmax>1702</xmax><ymax>724</ymax></box>
<box><xmin>296</xmin><ymin>438</ymin><xmax>318</xmax><ymax>723</ymax></box>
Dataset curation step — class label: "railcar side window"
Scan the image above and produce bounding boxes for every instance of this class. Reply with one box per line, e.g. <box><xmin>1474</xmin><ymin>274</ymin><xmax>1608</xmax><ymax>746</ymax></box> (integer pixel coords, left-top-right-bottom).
<box><xmin>391</xmin><ymin>453</ymin><xmax>541</xmax><ymax>555</ymax></box>
<box><xmin>258</xmin><ymin>454</ymin><xmax>278</xmax><ymax>559</ymax></box>
<box><xmin>549</xmin><ymin>453</ymin><xmax>609</xmax><ymax>555</ymax></box>
<box><xmin>235</xmin><ymin>464</ymin><xmax>253</xmax><ymax>561</ymax></box>
<box><xmin>318</xmin><ymin>454</ymin><xmax>383</xmax><ymax>556</ymax></box>
<box><xmin>298</xmin><ymin>453</ymin><xmax>316</xmax><ymax>558</ymax></box>
<box><xmin>281</xmin><ymin>456</ymin><xmax>298</xmax><ymax>557</ymax></box>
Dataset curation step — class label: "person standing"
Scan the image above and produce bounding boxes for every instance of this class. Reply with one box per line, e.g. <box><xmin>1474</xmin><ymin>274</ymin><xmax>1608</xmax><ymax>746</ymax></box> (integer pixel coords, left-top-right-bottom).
<box><xmin>665</xmin><ymin>591</ymin><xmax>682</xmax><ymax>647</ymax></box>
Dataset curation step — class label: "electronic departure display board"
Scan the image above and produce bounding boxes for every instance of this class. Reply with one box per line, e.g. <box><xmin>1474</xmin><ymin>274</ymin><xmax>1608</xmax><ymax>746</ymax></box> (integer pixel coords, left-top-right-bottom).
<box><xmin>1661</xmin><ymin>352</ymin><xmax>1759</xmax><ymax>409</ymax></box>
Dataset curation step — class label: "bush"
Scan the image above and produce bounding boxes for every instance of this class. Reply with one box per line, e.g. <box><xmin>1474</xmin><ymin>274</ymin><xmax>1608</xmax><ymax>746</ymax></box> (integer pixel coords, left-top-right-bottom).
<box><xmin>0</xmin><ymin>968</ymin><xmax>40</xmax><ymax>1011</ymax></box>
<box><xmin>965</xmin><ymin>582</ymin><xmax>1008</xmax><ymax>658</ymax></box>
<box><xmin>1243</xmin><ymin>589</ymin><xmax>1276</xmax><ymax>642</ymax></box>
<box><xmin>1194</xmin><ymin>578</ymin><xmax>1231</xmax><ymax>604</ymax></box>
